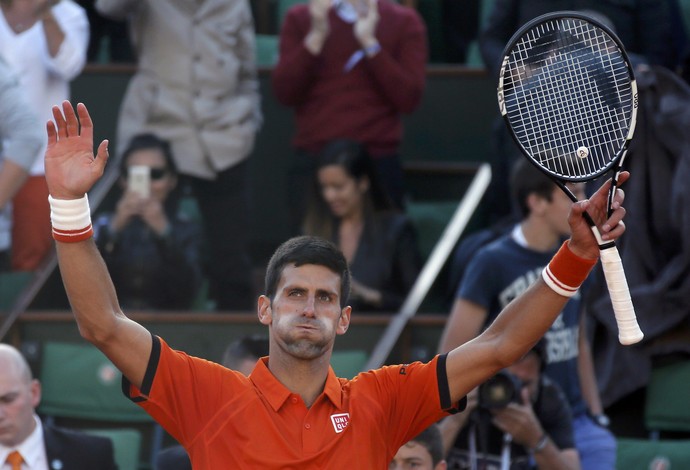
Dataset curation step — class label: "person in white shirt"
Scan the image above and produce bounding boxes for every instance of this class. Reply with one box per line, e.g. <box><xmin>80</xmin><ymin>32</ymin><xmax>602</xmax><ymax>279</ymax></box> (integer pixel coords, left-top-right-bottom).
<box><xmin>0</xmin><ymin>0</ymin><xmax>88</xmax><ymax>271</ymax></box>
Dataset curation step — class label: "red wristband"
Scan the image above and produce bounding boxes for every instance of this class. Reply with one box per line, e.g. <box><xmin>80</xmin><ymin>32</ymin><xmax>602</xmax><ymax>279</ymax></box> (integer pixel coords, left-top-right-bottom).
<box><xmin>542</xmin><ymin>241</ymin><xmax>597</xmax><ymax>297</ymax></box>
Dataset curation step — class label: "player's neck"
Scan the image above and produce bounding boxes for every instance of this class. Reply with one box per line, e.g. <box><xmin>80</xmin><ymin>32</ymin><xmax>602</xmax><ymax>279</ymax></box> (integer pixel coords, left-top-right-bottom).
<box><xmin>518</xmin><ymin>220</ymin><xmax>561</xmax><ymax>253</ymax></box>
<box><xmin>267</xmin><ymin>352</ymin><xmax>330</xmax><ymax>408</ymax></box>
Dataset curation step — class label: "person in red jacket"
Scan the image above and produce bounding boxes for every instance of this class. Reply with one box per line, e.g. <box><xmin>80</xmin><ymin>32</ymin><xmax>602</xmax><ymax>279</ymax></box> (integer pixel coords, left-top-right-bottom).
<box><xmin>272</xmin><ymin>0</ymin><xmax>428</xmax><ymax>234</ymax></box>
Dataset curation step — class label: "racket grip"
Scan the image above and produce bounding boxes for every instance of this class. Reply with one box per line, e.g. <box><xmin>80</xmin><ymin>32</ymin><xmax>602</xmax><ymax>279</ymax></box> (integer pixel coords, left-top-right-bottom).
<box><xmin>599</xmin><ymin>246</ymin><xmax>644</xmax><ymax>345</ymax></box>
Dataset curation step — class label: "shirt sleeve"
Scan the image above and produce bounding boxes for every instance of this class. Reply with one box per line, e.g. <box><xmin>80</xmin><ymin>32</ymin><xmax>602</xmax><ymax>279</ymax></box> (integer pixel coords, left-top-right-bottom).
<box><xmin>0</xmin><ymin>61</ymin><xmax>43</xmax><ymax>170</ymax></box>
<box><xmin>271</xmin><ymin>7</ymin><xmax>321</xmax><ymax>106</ymax></box>
<box><xmin>46</xmin><ymin>4</ymin><xmax>89</xmax><ymax>81</ymax></box>
<box><xmin>122</xmin><ymin>335</ymin><xmax>248</xmax><ymax>446</ymax></box>
<box><xmin>359</xmin><ymin>354</ymin><xmax>465</xmax><ymax>452</ymax></box>
<box><xmin>361</xmin><ymin>6</ymin><xmax>427</xmax><ymax>113</ymax></box>
<box><xmin>456</xmin><ymin>246</ymin><xmax>501</xmax><ymax>310</ymax></box>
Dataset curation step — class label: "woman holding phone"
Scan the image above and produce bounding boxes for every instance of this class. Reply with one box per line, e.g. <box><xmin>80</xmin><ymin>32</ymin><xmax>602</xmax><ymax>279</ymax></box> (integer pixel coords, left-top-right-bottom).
<box><xmin>93</xmin><ymin>133</ymin><xmax>204</xmax><ymax>310</ymax></box>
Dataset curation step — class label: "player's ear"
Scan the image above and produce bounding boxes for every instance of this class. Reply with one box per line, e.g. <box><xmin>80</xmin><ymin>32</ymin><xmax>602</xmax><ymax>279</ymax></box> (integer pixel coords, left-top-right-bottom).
<box><xmin>336</xmin><ymin>306</ymin><xmax>351</xmax><ymax>335</ymax></box>
<box><xmin>258</xmin><ymin>295</ymin><xmax>272</xmax><ymax>325</ymax></box>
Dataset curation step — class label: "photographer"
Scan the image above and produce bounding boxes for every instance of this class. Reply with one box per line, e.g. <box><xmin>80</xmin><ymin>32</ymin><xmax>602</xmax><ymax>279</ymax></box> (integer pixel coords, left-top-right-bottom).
<box><xmin>439</xmin><ymin>341</ymin><xmax>580</xmax><ymax>470</ymax></box>
<box><xmin>93</xmin><ymin>133</ymin><xmax>203</xmax><ymax>310</ymax></box>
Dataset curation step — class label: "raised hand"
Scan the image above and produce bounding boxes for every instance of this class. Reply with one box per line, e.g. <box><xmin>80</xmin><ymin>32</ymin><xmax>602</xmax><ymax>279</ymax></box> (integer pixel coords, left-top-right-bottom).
<box><xmin>45</xmin><ymin>101</ymin><xmax>109</xmax><ymax>200</ymax></box>
<box><xmin>567</xmin><ymin>172</ymin><xmax>629</xmax><ymax>259</ymax></box>
<box><xmin>354</xmin><ymin>0</ymin><xmax>379</xmax><ymax>48</ymax></box>
<box><xmin>308</xmin><ymin>0</ymin><xmax>330</xmax><ymax>36</ymax></box>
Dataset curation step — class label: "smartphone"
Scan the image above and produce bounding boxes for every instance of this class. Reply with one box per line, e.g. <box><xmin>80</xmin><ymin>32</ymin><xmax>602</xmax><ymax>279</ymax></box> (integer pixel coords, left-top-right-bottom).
<box><xmin>128</xmin><ymin>165</ymin><xmax>150</xmax><ymax>198</ymax></box>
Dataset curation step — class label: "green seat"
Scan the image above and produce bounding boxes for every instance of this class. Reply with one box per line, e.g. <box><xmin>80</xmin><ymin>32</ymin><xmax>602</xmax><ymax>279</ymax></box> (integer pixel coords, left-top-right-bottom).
<box><xmin>39</xmin><ymin>342</ymin><xmax>151</xmax><ymax>421</ymax></box>
<box><xmin>255</xmin><ymin>34</ymin><xmax>280</xmax><ymax>67</ymax></box>
<box><xmin>644</xmin><ymin>359</ymin><xmax>690</xmax><ymax>434</ymax></box>
<box><xmin>616</xmin><ymin>438</ymin><xmax>690</xmax><ymax>470</ymax></box>
<box><xmin>405</xmin><ymin>201</ymin><xmax>458</xmax><ymax>260</ymax></box>
<box><xmin>277</xmin><ymin>0</ymin><xmax>304</xmax><ymax>30</ymax></box>
<box><xmin>465</xmin><ymin>0</ymin><xmax>497</xmax><ymax>67</ymax></box>
<box><xmin>86</xmin><ymin>428</ymin><xmax>142</xmax><ymax>470</ymax></box>
<box><xmin>331</xmin><ymin>350</ymin><xmax>368</xmax><ymax>379</ymax></box>
<box><xmin>0</xmin><ymin>271</ymin><xmax>32</xmax><ymax>310</ymax></box>
<box><xmin>38</xmin><ymin>342</ymin><xmax>163</xmax><ymax>469</ymax></box>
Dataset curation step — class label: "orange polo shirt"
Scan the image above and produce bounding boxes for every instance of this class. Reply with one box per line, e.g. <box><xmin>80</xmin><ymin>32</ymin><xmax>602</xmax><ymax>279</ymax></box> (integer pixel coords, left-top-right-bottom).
<box><xmin>125</xmin><ymin>336</ymin><xmax>461</xmax><ymax>468</ymax></box>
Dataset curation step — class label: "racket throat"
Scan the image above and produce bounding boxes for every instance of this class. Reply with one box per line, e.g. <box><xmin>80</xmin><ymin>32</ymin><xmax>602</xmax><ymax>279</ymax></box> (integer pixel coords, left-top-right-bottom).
<box><xmin>589</xmin><ymin>225</ymin><xmax>615</xmax><ymax>250</ymax></box>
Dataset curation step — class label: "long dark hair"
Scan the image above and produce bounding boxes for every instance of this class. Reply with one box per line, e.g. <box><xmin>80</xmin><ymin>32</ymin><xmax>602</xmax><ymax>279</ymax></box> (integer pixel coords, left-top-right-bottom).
<box><xmin>302</xmin><ymin>140</ymin><xmax>394</xmax><ymax>239</ymax></box>
<box><xmin>119</xmin><ymin>133</ymin><xmax>181</xmax><ymax>215</ymax></box>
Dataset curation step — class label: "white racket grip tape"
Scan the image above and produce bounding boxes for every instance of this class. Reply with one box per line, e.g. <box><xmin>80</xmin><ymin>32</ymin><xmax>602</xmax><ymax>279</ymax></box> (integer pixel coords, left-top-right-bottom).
<box><xmin>599</xmin><ymin>246</ymin><xmax>644</xmax><ymax>345</ymax></box>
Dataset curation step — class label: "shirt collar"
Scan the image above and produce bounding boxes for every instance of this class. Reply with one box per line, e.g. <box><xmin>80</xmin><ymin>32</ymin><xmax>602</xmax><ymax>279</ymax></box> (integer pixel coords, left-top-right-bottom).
<box><xmin>0</xmin><ymin>415</ymin><xmax>46</xmax><ymax>469</ymax></box>
<box><xmin>332</xmin><ymin>0</ymin><xmax>379</xmax><ymax>24</ymax></box>
<box><xmin>250</xmin><ymin>357</ymin><xmax>344</xmax><ymax>411</ymax></box>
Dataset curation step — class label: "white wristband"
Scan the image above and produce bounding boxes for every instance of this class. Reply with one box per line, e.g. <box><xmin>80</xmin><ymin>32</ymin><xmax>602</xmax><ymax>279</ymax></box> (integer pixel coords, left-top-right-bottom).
<box><xmin>542</xmin><ymin>265</ymin><xmax>579</xmax><ymax>298</ymax></box>
<box><xmin>49</xmin><ymin>194</ymin><xmax>94</xmax><ymax>243</ymax></box>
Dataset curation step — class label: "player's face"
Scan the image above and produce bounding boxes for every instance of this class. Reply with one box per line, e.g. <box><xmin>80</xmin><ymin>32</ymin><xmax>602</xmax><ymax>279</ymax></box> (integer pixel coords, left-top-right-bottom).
<box><xmin>317</xmin><ymin>165</ymin><xmax>368</xmax><ymax>219</ymax></box>
<box><xmin>0</xmin><ymin>362</ymin><xmax>39</xmax><ymax>447</ymax></box>
<box><xmin>390</xmin><ymin>441</ymin><xmax>444</xmax><ymax>470</ymax></box>
<box><xmin>259</xmin><ymin>264</ymin><xmax>351</xmax><ymax>360</ymax></box>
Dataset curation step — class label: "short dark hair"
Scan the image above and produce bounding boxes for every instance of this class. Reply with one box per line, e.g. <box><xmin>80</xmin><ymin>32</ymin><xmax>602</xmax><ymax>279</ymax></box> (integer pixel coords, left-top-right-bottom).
<box><xmin>509</xmin><ymin>158</ymin><xmax>556</xmax><ymax>218</ymax></box>
<box><xmin>264</xmin><ymin>236</ymin><xmax>351</xmax><ymax>306</ymax></box>
<box><xmin>408</xmin><ymin>423</ymin><xmax>444</xmax><ymax>466</ymax></box>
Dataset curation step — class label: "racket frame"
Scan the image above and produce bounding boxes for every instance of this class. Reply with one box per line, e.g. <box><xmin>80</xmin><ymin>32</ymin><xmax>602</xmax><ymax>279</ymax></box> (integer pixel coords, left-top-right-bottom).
<box><xmin>496</xmin><ymin>11</ymin><xmax>643</xmax><ymax>345</ymax></box>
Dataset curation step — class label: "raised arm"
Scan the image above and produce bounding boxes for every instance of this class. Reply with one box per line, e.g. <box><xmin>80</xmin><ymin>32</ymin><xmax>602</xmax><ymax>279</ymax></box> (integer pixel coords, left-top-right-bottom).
<box><xmin>444</xmin><ymin>175</ymin><xmax>629</xmax><ymax>404</ymax></box>
<box><xmin>45</xmin><ymin>101</ymin><xmax>152</xmax><ymax>389</ymax></box>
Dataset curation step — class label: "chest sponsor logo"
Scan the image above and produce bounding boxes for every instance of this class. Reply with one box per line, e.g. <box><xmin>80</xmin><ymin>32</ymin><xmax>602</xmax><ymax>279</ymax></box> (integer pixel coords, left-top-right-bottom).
<box><xmin>330</xmin><ymin>413</ymin><xmax>350</xmax><ymax>433</ymax></box>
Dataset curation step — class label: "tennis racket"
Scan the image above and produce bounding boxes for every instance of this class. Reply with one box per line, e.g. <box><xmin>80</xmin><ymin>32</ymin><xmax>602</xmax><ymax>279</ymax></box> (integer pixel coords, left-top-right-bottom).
<box><xmin>497</xmin><ymin>11</ymin><xmax>643</xmax><ymax>345</ymax></box>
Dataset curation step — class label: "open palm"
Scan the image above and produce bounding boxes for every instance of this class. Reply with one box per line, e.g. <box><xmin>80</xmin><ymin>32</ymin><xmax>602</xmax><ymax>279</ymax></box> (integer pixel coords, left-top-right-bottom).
<box><xmin>45</xmin><ymin>101</ymin><xmax>109</xmax><ymax>200</ymax></box>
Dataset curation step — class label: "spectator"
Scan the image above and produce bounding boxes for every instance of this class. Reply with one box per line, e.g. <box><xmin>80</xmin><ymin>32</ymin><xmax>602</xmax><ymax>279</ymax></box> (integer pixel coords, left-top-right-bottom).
<box><xmin>0</xmin><ymin>57</ymin><xmax>43</xmax><ymax>272</ymax></box>
<box><xmin>0</xmin><ymin>344</ymin><xmax>117</xmax><ymax>469</ymax></box>
<box><xmin>583</xmin><ymin>64</ymin><xmax>690</xmax><ymax>436</ymax></box>
<box><xmin>0</xmin><ymin>0</ymin><xmax>89</xmax><ymax>271</ymax></box>
<box><xmin>95</xmin><ymin>0</ymin><xmax>262</xmax><ymax>311</ymax></box>
<box><xmin>440</xmin><ymin>341</ymin><xmax>580</xmax><ymax>470</ymax></box>
<box><xmin>272</xmin><ymin>0</ymin><xmax>428</xmax><ymax>233</ymax></box>
<box><xmin>390</xmin><ymin>423</ymin><xmax>447</xmax><ymax>470</ymax></box>
<box><xmin>478</xmin><ymin>0</ymin><xmax>678</xmax><ymax>78</ymax></box>
<box><xmin>438</xmin><ymin>159</ymin><xmax>617</xmax><ymax>469</ymax></box>
<box><xmin>42</xmin><ymin>100</ymin><xmax>629</xmax><ymax>468</ymax></box>
<box><xmin>155</xmin><ymin>335</ymin><xmax>270</xmax><ymax>470</ymax></box>
<box><xmin>75</xmin><ymin>0</ymin><xmax>134</xmax><ymax>63</ymax></box>
<box><xmin>442</xmin><ymin>0</ymin><xmax>479</xmax><ymax>64</ymax></box>
<box><xmin>302</xmin><ymin>139</ymin><xmax>422</xmax><ymax>312</ymax></box>
<box><xmin>93</xmin><ymin>133</ymin><xmax>203</xmax><ymax>310</ymax></box>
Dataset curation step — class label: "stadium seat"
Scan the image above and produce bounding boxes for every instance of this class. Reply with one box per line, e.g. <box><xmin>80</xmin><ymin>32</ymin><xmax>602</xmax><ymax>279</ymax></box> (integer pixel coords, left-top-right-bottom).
<box><xmin>255</xmin><ymin>34</ymin><xmax>280</xmax><ymax>67</ymax></box>
<box><xmin>38</xmin><ymin>341</ymin><xmax>164</xmax><ymax>470</ymax></box>
<box><xmin>85</xmin><ymin>428</ymin><xmax>142</xmax><ymax>470</ymax></box>
<box><xmin>331</xmin><ymin>349</ymin><xmax>368</xmax><ymax>379</ymax></box>
<box><xmin>644</xmin><ymin>358</ymin><xmax>690</xmax><ymax>436</ymax></box>
<box><xmin>616</xmin><ymin>437</ymin><xmax>690</xmax><ymax>470</ymax></box>
<box><xmin>0</xmin><ymin>271</ymin><xmax>31</xmax><ymax>311</ymax></box>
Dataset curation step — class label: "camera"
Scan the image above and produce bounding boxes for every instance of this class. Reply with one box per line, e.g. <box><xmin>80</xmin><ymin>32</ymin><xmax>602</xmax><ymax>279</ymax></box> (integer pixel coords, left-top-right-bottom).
<box><xmin>478</xmin><ymin>371</ymin><xmax>524</xmax><ymax>409</ymax></box>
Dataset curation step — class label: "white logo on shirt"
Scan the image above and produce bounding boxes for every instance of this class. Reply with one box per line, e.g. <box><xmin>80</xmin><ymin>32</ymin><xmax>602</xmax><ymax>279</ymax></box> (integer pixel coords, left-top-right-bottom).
<box><xmin>330</xmin><ymin>413</ymin><xmax>350</xmax><ymax>433</ymax></box>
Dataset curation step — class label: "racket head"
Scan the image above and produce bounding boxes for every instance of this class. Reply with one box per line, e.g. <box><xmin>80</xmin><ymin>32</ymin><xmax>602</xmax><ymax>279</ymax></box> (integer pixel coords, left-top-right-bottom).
<box><xmin>497</xmin><ymin>11</ymin><xmax>638</xmax><ymax>182</ymax></box>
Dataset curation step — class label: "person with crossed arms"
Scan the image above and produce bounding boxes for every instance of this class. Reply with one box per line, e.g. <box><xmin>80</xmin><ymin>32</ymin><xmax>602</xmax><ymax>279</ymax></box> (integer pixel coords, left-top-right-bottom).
<box><xmin>41</xmin><ymin>100</ymin><xmax>628</xmax><ymax>468</ymax></box>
